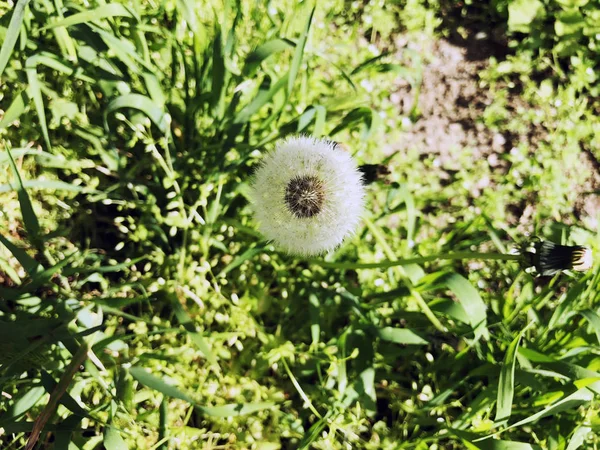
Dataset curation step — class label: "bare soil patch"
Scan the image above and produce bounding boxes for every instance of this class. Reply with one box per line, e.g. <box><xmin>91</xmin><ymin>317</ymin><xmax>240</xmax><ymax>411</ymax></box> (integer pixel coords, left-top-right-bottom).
<box><xmin>389</xmin><ymin>35</ymin><xmax>599</xmax><ymax>231</ymax></box>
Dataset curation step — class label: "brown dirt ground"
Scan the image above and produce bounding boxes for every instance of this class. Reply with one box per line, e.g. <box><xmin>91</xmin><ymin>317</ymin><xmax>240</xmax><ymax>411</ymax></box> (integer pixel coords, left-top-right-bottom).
<box><xmin>389</xmin><ymin>35</ymin><xmax>600</xmax><ymax>232</ymax></box>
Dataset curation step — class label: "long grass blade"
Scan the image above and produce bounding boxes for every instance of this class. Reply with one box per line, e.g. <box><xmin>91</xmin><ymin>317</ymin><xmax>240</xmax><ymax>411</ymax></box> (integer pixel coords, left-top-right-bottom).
<box><xmin>0</xmin><ymin>0</ymin><xmax>31</xmax><ymax>79</ymax></box>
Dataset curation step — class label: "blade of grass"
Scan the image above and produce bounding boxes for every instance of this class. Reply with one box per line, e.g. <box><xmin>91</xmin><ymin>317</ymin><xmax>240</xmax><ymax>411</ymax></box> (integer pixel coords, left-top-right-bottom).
<box><xmin>44</xmin><ymin>3</ymin><xmax>133</xmax><ymax>29</ymax></box>
<box><xmin>25</xmin><ymin>62</ymin><xmax>51</xmax><ymax>150</ymax></box>
<box><xmin>129</xmin><ymin>367</ymin><xmax>274</xmax><ymax>416</ymax></box>
<box><xmin>0</xmin><ymin>91</ymin><xmax>29</xmax><ymax>130</ymax></box>
<box><xmin>495</xmin><ymin>322</ymin><xmax>533</xmax><ymax>422</ymax></box>
<box><xmin>4</xmin><ymin>145</ymin><xmax>41</xmax><ymax>240</ymax></box>
<box><xmin>287</xmin><ymin>6</ymin><xmax>314</xmax><ymax>96</ymax></box>
<box><xmin>104</xmin><ymin>93</ymin><xmax>169</xmax><ymax>133</ymax></box>
<box><xmin>0</xmin><ymin>0</ymin><xmax>31</xmax><ymax>79</ymax></box>
<box><xmin>0</xmin><ymin>233</ymin><xmax>43</xmax><ymax>276</ymax></box>
<box><xmin>437</xmin><ymin>272</ymin><xmax>488</xmax><ymax>340</ymax></box>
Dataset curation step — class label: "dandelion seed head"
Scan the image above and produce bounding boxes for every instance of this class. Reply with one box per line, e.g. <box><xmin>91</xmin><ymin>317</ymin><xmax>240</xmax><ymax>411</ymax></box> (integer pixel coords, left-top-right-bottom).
<box><xmin>249</xmin><ymin>135</ymin><xmax>365</xmax><ymax>256</ymax></box>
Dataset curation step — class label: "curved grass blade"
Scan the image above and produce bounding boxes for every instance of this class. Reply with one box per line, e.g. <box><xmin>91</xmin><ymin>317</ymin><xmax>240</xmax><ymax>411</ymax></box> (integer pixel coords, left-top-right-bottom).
<box><xmin>579</xmin><ymin>309</ymin><xmax>600</xmax><ymax>344</ymax></box>
<box><xmin>44</xmin><ymin>3</ymin><xmax>133</xmax><ymax>29</ymax></box>
<box><xmin>495</xmin><ymin>323</ymin><xmax>533</xmax><ymax>422</ymax></box>
<box><xmin>492</xmin><ymin>387</ymin><xmax>594</xmax><ymax>436</ymax></box>
<box><xmin>25</xmin><ymin>63</ymin><xmax>51</xmax><ymax>150</ymax></box>
<box><xmin>438</xmin><ymin>272</ymin><xmax>488</xmax><ymax>340</ymax></box>
<box><xmin>0</xmin><ymin>0</ymin><xmax>31</xmax><ymax>79</ymax></box>
<box><xmin>243</xmin><ymin>38</ymin><xmax>294</xmax><ymax>76</ymax></box>
<box><xmin>287</xmin><ymin>6</ymin><xmax>315</xmax><ymax>96</ymax></box>
<box><xmin>0</xmin><ymin>233</ymin><xmax>43</xmax><ymax>276</ymax></box>
<box><xmin>129</xmin><ymin>367</ymin><xmax>275</xmax><ymax>417</ymax></box>
<box><xmin>4</xmin><ymin>146</ymin><xmax>40</xmax><ymax>240</ymax></box>
<box><xmin>105</xmin><ymin>93</ymin><xmax>169</xmax><ymax>133</ymax></box>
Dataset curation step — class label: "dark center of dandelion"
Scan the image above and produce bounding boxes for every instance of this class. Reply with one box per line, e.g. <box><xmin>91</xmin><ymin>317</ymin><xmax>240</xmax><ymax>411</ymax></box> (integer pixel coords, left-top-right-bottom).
<box><xmin>284</xmin><ymin>175</ymin><xmax>325</xmax><ymax>219</ymax></box>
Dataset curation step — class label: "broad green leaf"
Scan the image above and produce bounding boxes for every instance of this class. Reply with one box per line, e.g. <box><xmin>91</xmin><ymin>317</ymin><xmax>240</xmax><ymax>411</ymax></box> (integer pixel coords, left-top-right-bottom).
<box><xmin>566</xmin><ymin>425</ymin><xmax>592</xmax><ymax>450</ymax></box>
<box><xmin>39</xmin><ymin>371</ymin><xmax>91</xmax><ymax>419</ymax></box>
<box><xmin>45</xmin><ymin>4</ymin><xmax>133</xmax><ymax>29</ymax></box>
<box><xmin>438</xmin><ymin>272</ymin><xmax>488</xmax><ymax>340</ymax></box>
<box><xmin>377</xmin><ymin>327</ymin><xmax>428</xmax><ymax>345</ymax></box>
<box><xmin>508</xmin><ymin>0</ymin><xmax>544</xmax><ymax>33</ymax></box>
<box><xmin>287</xmin><ymin>7</ymin><xmax>315</xmax><ymax>96</ymax></box>
<box><xmin>0</xmin><ymin>91</ymin><xmax>29</xmax><ymax>130</ymax></box>
<box><xmin>0</xmin><ymin>0</ymin><xmax>31</xmax><ymax>79</ymax></box>
<box><xmin>103</xmin><ymin>426</ymin><xmax>128</xmax><ymax>450</ymax></box>
<box><xmin>5</xmin><ymin>386</ymin><xmax>45</xmax><ymax>421</ymax></box>
<box><xmin>176</xmin><ymin>0</ymin><xmax>198</xmax><ymax>32</ymax></box>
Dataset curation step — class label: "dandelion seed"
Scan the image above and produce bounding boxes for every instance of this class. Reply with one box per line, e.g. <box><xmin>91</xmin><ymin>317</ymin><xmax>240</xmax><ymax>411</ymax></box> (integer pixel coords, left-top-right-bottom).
<box><xmin>249</xmin><ymin>136</ymin><xmax>365</xmax><ymax>256</ymax></box>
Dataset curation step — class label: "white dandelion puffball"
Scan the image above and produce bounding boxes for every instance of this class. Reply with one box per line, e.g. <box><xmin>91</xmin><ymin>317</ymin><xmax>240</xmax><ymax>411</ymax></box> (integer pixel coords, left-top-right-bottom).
<box><xmin>250</xmin><ymin>136</ymin><xmax>365</xmax><ymax>256</ymax></box>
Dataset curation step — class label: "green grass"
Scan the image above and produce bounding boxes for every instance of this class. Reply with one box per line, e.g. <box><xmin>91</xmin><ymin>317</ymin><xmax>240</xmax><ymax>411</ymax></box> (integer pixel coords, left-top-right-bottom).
<box><xmin>0</xmin><ymin>0</ymin><xmax>599</xmax><ymax>449</ymax></box>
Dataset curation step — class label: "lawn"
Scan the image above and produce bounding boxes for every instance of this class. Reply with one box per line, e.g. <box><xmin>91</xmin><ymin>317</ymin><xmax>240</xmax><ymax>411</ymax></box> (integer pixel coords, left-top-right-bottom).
<box><xmin>0</xmin><ymin>0</ymin><xmax>599</xmax><ymax>449</ymax></box>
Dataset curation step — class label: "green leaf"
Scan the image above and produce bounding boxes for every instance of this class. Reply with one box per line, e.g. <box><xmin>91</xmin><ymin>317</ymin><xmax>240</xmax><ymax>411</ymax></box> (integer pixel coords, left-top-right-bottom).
<box><xmin>25</xmin><ymin>64</ymin><xmax>51</xmax><ymax>150</ymax></box>
<box><xmin>501</xmin><ymin>387</ymin><xmax>594</xmax><ymax>433</ymax></box>
<box><xmin>104</xmin><ymin>426</ymin><xmax>128</xmax><ymax>450</ymax></box>
<box><xmin>579</xmin><ymin>309</ymin><xmax>600</xmax><ymax>344</ymax></box>
<box><xmin>4</xmin><ymin>386</ymin><xmax>45</xmax><ymax>421</ymax></box>
<box><xmin>105</xmin><ymin>94</ymin><xmax>169</xmax><ymax>133</ymax></box>
<box><xmin>129</xmin><ymin>367</ymin><xmax>275</xmax><ymax>417</ymax></box>
<box><xmin>170</xmin><ymin>301</ymin><xmax>218</xmax><ymax>366</ymax></box>
<box><xmin>495</xmin><ymin>324</ymin><xmax>531</xmax><ymax>422</ymax></box>
<box><xmin>508</xmin><ymin>0</ymin><xmax>544</xmax><ymax>33</ymax></box>
<box><xmin>451</xmin><ymin>428</ymin><xmax>542</xmax><ymax>449</ymax></box>
<box><xmin>0</xmin><ymin>233</ymin><xmax>43</xmax><ymax>277</ymax></box>
<box><xmin>566</xmin><ymin>425</ymin><xmax>592</xmax><ymax>450</ymax></box>
<box><xmin>438</xmin><ymin>272</ymin><xmax>488</xmax><ymax>340</ymax></box>
<box><xmin>0</xmin><ymin>0</ymin><xmax>31</xmax><ymax>79</ymax></box>
<box><xmin>377</xmin><ymin>327</ymin><xmax>428</xmax><ymax>345</ymax></box>
<box><xmin>4</xmin><ymin>147</ymin><xmax>41</xmax><ymax>240</ymax></box>
<box><xmin>243</xmin><ymin>38</ymin><xmax>293</xmax><ymax>76</ymax></box>
<box><xmin>0</xmin><ymin>179</ymin><xmax>86</xmax><ymax>193</ymax></box>
<box><xmin>233</xmin><ymin>74</ymin><xmax>288</xmax><ymax>124</ymax></box>
<box><xmin>45</xmin><ymin>4</ymin><xmax>133</xmax><ymax>29</ymax></box>
<box><xmin>0</xmin><ymin>91</ymin><xmax>29</xmax><ymax>130</ymax></box>
<box><xmin>217</xmin><ymin>244</ymin><xmax>266</xmax><ymax>277</ymax></box>
<box><xmin>287</xmin><ymin>7</ymin><xmax>315</xmax><ymax>96</ymax></box>
<box><xmin>129</xmin><ymin>366</ymin><xmax>195</xmax><ymax>403</ymax></box>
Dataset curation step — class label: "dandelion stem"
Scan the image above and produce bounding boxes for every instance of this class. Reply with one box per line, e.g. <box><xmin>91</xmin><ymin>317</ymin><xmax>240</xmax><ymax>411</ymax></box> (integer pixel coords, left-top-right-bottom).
<box><xmin>309</xmin><ymin>251</ymin><xmax>523</xmax><ymax>270</ymax></box>
<box><xmin>362</xmin><ymin>218</ymin><xmax>447</xmax><ymax>333</ymax></box>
